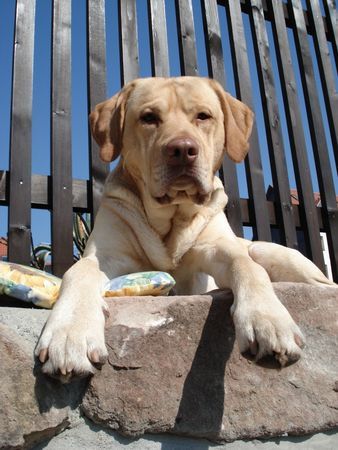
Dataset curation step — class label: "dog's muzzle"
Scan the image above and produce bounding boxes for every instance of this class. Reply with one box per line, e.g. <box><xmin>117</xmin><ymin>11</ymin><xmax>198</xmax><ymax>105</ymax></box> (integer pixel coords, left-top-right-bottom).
<box><xmin>152</xmin><ymin>137</ymin><xmax>212</xmax><ymax>205</ymax></box>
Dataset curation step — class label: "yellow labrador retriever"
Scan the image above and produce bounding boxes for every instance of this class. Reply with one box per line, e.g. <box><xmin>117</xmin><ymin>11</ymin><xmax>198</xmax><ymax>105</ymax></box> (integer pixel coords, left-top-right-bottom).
<box><xmin>35</xmin><ymin>77</ymin><xmax>334</xmax><ymax>380</ymax></box>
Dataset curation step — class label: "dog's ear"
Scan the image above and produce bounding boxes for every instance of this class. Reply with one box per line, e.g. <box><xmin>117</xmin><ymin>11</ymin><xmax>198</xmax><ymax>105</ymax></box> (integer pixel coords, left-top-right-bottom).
<box><xmin>89</xmin><ymin>83</ymin><xmax>135</xmax><ymax>162</ymax></box>
<box><xmin>209</xmin><ymin>79</ymin><xmax>254</xmax><ymax>163</ymax></box>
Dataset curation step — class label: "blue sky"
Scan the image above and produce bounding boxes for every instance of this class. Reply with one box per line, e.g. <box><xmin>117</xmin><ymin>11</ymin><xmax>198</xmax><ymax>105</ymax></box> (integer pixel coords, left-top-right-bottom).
<box><xmin>0</xmin><ymin>0</ymin><xmax>336</xmax><ymax>247</ymax></box>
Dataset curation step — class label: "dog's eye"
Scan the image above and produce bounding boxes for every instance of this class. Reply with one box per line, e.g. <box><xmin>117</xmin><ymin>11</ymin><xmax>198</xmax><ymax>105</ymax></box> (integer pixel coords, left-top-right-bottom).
<box><xmin>140</xmin><ymin>112</ymin><xmax>159</xmax><ymax>125</ymax></box>
<box><xmin>197</xmin><ymin>112</ymin><xmax>212</xmax><ymax>121</ymax></box>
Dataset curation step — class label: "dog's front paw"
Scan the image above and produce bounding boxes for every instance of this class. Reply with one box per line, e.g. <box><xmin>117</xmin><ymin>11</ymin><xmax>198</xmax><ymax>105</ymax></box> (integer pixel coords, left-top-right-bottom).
<box><xmin>232</xmin><ymin>297</ymin><xmax>305</xmax><ymax>366</ymax></box>
<box><xmin>35</xmin><ymin>309</ymin><xmax>108</xmax><ymax>383</ymax></box>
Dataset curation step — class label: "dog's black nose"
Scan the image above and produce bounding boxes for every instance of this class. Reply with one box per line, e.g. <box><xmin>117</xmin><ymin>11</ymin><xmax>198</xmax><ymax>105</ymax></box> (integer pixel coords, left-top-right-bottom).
<box><xmin>164</xmin><ymin>137</ymin><xmax>199</xmax><ymax>166</ymax></box>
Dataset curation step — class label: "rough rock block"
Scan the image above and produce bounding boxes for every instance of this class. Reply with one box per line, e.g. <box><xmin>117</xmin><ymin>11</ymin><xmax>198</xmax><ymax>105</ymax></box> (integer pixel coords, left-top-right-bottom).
<box><xmin>0</xmin><ymin>319</ymin><xmax>86</xmax><ymax>449</ymax></box>
<box><xmin>82</xmin><ymin>283</ymin><xmax>338</xmax><ymax>442</ymax></box>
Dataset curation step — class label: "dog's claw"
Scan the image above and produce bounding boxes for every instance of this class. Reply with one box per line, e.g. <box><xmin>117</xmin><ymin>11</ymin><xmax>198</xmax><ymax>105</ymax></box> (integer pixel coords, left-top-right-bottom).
<box><xmin>249</xmin><ymin>340</ymin><xmax>258</xmax><ymax>356</ymax></box>
<box><xmin>275</xmin><ymin>349</ymin><xmax>300</xmax><ymax>367</ymax></box>
<box><xmin>89</xmin><ymin>350</ymin><xmax>100</xmax><ymax>364</ymax></box>
<box><xmin>294</xmin><ymin>333</ymin><xmax>305</xmax><ymax>349</ymax></box>
<box><xmin>39</xmin><ymin>348</ymin><xmax>48</xmax><ymax>363</ymax></box>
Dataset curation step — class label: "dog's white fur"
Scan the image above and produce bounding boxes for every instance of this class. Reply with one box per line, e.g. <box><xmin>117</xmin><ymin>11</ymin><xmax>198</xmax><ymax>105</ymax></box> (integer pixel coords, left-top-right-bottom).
<box><xmin>35</xmin><ymin>77</ymin><xmax>335</xmax><ymax>381</ymax></box>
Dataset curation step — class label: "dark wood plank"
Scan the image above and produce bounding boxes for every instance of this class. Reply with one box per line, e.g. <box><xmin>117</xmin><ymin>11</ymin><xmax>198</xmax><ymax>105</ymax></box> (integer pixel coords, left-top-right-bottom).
<box><xmin>148</xmin><ymin>0</ymin><xmax>170</xmax><ymax>76</ymax></box>
<box><xmin>248</xmin><ymin>0</ymin><xmax>298</xmax><ymax>249</ymax></box>
<box><xmin>175</xmin><ymin>0</ymin><xmax>198</xmax><ymax>76</ymax></box>
<box><xmin>0</xmin><ymin>171</ymin><xmax>7</xmax><ymax>203</ymax></box>
<box><xmin>1</xmin><ymin>172</ymin><xmax>87</xmax><ymax>212</ymax></box>
<box><xmin>202</xmin><ymin>0</ymin><xmax>226</xmax><ymax>85</ymax></box>
<box><xmin>87</xmin><ymin>0</ymin><xmax>110</xmax><ymax>220</ymax></box>
<box><xmin>226</xmin><ymin>0</ymin><xmax>271</xmax><ymax>242</ymax></box>
<box><xmin>236</xmin><ymin>0</ymin><xmax>332</xmax><ymax>39</ymax></box>
<box><xmin>33</xmin><ymin>175</ymin><xmax>88</xmax><ymax>212</ymax></box>
<box><xmin>270</xmin><ymin>0</ymin><xmax>325</xmax><ymax>271</ymax></box>
<box><xmin>307</xmin><ymin>0</ymin><xmax>338</xmax><ymax>169</ymax></box>
<box><xmin>290</xmin><ymin>0</ymin><xmax>338</xmax><ymax>281</ymax></box>
<box><xmin>51</xmin><ymin>0</ymin><xmax>73</xmax><ymax>276</ymax></box>
<box><xmin>201</xmin><ymin>0</ymin><xmax>243</xmax><ymax>237</ymax></box>
<box><xmin>119</xmin><ymin>0</ymin><xmax>139</xmax><ymax>83</ymax></box>
<box><xmin>322</xmin><ymin>0</ymin><xmax>338</xmax><ymax>67</ymax></box>
<box><xmin>8</xmin><ymin>0</ymin><xmax>35</xmax><ymax>265</ymax></box>
<box><xmin>2</xmin><ymin>171</ymin><xmax>327</xmax><ymax>230</ymax></box>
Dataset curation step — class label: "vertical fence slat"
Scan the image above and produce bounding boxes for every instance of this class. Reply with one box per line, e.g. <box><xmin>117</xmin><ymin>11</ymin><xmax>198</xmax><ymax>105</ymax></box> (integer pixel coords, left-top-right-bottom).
<box><xmin>51</xmin><ymin>0</ymin><xmax>73</xmax><ymax>277</ymax></box>
<box><xmin>201</xmin><ymin>0</ymin><xmax>226</xmax><ymax>85</ymax></box>
<box><xmin>148</xmin><ymin>0</ymin><xmax>170</xmax><ymax>77</ymax></box>
<box><xmin>249</xmin><ymin>0</ymin><xmax>298</xmax><ymax>249</ymax></box>
<box><xmin>322</xmin><ymin>0</ymin><xmax>338</xmax><ymax>67</ymax></box>
<box><xmin>175</xmin><ymin>0</ymin><xmax>198</xmax><ymax>76</ymax></box>
<box><xmin>226</xmin><ymin>0</ymin><xmax>271</xmax><ymax>242</ymax></box>
<box><xmin>119</xmin><ymin>0</ymin><xmax>139</xmax><ymax>84</ymax></box>
<box><xmin>290</xmin><ymin>0</ymin><xmax>338</xmax><ymax>281</ymax></box>
<box><xmin>87</xmin><ymin>0</ymin><xmax>109</xmax><ymax>220</ymax></box>
<box><xmin>270</xmin><ymin>0</ymin><xmax>325</xmax><ymax>271</ymax></box>
<box><xmin>307</xmin><ymin>0</ymin><xmax>338</xmax><ymax>168</ymax></box>
<box><xmin>8</xmin><ymin>0</ymin><xmax>35</xmax><ymax>265</ymax></box>
<box><xmin>201</xmin><ymin>0</ymin><xmax>243</xmax><ymax>237</ymax></box>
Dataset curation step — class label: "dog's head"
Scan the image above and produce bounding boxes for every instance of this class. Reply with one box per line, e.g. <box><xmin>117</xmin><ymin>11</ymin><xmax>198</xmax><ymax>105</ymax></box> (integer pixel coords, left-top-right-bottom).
<box><xmin>90</xmin><ymin>77</ymin><xmax>253</xmax><ymax>205</ymax></box>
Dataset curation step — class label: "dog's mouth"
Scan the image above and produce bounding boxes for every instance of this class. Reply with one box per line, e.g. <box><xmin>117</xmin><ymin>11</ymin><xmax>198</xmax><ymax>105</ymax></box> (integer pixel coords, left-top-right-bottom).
<box><xmin>153</xmin><ymin>172</ymin><xmax>212</xmax><ymax>205</ymax></box>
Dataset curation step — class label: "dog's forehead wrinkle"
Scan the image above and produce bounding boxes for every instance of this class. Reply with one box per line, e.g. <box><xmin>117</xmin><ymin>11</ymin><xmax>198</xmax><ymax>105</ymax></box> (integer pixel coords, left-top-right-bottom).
<box><xmin>127</xmin><ymin>78</ymin><xmax>219</xmax><ymax>116</ymax></box>
<box><xmin>176</xmin><ymin>89</ymin><xmax>218</xmax><ymax>111</ymax></box>
<box><xmin>128</xmin><ymin>83</ymin><xmax>173</xmax><ymax>110</ymax></box>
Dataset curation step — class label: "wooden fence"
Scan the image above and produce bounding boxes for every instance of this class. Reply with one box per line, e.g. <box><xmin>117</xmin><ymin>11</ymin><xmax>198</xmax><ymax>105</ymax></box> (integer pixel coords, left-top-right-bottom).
<box><xmin>0</xmin><ymin>0</ymin><xmax>337</xmax><ymax>281</ymax></box>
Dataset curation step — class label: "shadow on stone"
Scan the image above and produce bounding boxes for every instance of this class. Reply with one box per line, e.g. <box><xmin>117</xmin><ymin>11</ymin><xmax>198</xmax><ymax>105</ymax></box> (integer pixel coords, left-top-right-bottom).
<box><xmin>172</xmin><ymin>293</ymin><xmax>235</xmax><ymax>441</ymax></box>
<box><xmin>33</xmin><ymin>361</ymin><xmax>88</xmax><ymax>414</ymax></box>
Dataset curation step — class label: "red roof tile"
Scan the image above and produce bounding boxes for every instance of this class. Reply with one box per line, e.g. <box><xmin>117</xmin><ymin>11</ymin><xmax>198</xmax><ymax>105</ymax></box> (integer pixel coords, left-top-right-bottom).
<box><xmin>0</xmin><ymin>237</ymin><xmax>8</xmax><ymax>258</ymax></box>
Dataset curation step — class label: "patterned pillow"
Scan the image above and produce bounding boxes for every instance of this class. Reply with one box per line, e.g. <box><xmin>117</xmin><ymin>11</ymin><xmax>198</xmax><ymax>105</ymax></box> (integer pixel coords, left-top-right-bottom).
<box><xmin>103</xmin><ymin>271</ymin><xmax>175</xmax><ymax>297</ymax></box>
<box><xmin>0</xmin><ymin>261</ymin><xmax>61</xmax><ymax>308</ymax></box>
<box><xmin>0</xmin><ymin>263</ymin><xmax>176</xmax><ymax>308</ymax></box>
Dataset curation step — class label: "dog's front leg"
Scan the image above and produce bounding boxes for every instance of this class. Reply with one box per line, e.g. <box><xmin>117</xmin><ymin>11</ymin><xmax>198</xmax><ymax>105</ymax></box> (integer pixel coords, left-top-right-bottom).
<box><xmin>190</xmin><ymin>239</ymin><xmax>305</xmax><ymax>366</ymax></box>
<box><xmin>35</xmin><ymin>257</ymin><xmax>108</xmax><ymax>382</ymax></box>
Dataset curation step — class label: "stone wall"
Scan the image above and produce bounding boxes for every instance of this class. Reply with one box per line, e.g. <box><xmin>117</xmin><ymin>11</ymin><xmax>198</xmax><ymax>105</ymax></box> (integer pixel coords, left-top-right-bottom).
<box><xmin>1</xmin><ymin>283</ymin><xmax>337</xmax><ymax>449</ymax></box>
